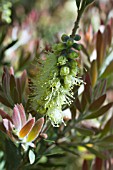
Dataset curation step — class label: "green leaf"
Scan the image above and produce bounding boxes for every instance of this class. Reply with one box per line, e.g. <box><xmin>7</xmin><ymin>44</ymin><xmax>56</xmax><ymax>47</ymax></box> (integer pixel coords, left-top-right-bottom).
<box><xmin>100</xmin><ymin>117</ymin><xmax>113</xmax><ymax>137</ymax></box>
<box><xmin>88</xmin><ymin>94</ymin><xmax>106</xmax><ymax>112</ymax></box>
<box><xmin>100</xmin><ymin>60</ymin><xmax>113</xmax><ymax>78</ymax></box>
<box><xmin>29</xmin><ymin>150</ymin><xmax>35</xmax><ymax>165</ymax></box>
<box><xmin>99</xmin><ymin>135</ymin><xmax>113</xmax><ymax>143</ymax></box>
<box><xmin>76</xmin><ymin>127</ymin><xmax>94</xmax><ymax>136</ymax></box>
<box><xmin>84</xmin><ymin>103</ymin><xmax>113</xmax><ymax>119</ymax></box>
<box><xmin>85</xmin><ymin>146</ymin><xmax>106</xmax><ymax>159</ymax></box>
<box><xmin>5</xmin><ymin>139</ymin><xmax>21</xmax><ymax>170</ymax></box>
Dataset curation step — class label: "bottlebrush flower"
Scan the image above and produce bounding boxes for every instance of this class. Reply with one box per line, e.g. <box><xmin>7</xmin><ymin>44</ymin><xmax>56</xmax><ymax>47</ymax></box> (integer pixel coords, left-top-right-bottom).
<box><xmin>0</xmin><ymin>104</ymin><xmax>44</xmax><ymax>148</ymax></box>
<box><xmin>30</xmin><ymin>34</ymin><xmax>84</xmax><ymax>127</ymax></box>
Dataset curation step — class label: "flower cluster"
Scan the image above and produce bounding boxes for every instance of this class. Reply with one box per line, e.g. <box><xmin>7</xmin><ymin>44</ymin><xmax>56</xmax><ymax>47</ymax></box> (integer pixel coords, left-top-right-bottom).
<box><xmin>31</xmin><ymin>34</ymin><xmax>84</xmax><ymax>127</ymax></box>
<box><xmin>0</xmin><ymin>104</ymin><xmax>44</xmax><ymax>148</ymax></box>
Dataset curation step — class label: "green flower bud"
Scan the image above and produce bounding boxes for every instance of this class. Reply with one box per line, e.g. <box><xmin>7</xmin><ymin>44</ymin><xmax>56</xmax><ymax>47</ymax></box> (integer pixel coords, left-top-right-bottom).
<box><xmin>61</xmin><ymin>34</ymin><xmax>69</xmax><ymax>42</ymax></box>
<box><xmin>66</xmin><ymin>39</ymin><xmax>74</xmax><ymax>47</ymax></box>
<box><xmin>57</xmin><ymin>43</ymin><xmax>65</xmax><ymax>51</ymax></box>
<box><xmin>68</xmin><ymin>51</ymin><xmax>78</xmax><ymax>59</ymax></box>
<box><xmin>38</xmin><ymin>107</ymin><xmax>46</xmax><ymax>114</ymax></box>
<box><xmin>70</xmin><ymin>60</ymin><xmax>78</xmax><ymax>69</ymax></box>
<box><xmin>60</xmin><ymin>66</ymin><xmax>70</xmax><ymax>76</ymax></box>
<box><xmin>52</xmin><ymin>44</ymin><xmax>58</xmax><ymax>51</ymax></box>
<box><xmin>72</xmin><ymin>43</ymin><xmax>82</xmax><ymax>51</ymax></box>
<box><xmin>57</xmin><ymin>56</ymin><xmax>67</xmax><ymax>66</ymax></box>
<box><xmin>64</xmin><ymin>75</ymin><xmax>72</xmax><ymax>85</ymax></box>
<box><xmin>74</xmin><ymin>34</ymin><xmax>81</xmax><ymax>41</ymax></box>
<box><xmin>70</xmin><ymin>68</ymin><xmax>78</xmax><ymax>76</ymax></box>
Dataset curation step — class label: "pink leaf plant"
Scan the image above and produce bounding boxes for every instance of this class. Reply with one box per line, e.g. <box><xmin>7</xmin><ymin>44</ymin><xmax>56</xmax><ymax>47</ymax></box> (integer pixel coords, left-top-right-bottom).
<box><xmin>0</xmin><ymin>104</ymin><xmax>45</xmax><ymax>148</ymax></box>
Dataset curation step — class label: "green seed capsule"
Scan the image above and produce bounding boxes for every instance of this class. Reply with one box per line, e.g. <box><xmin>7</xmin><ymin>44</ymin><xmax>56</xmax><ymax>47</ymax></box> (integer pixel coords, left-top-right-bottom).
<box><xmin>60</xmin><ymin>66</ymin><xmax>70</xmax><ymax>76</ymax></box>
<box><xmin>68</xmin><ymin>51</ymin><xmax>78</xmax><ymax>59</ymax></box>
<box><xmin>52</xmin><ymin>44</ymin><xmax>58</xmax><ymax>51</ymax></box>
<box><xmin>66</xmin><ymin>39</ymin><xmax>74</xmax><ymax>47</ymax></box>
<box><xmin>72</xmin><ymin>43</ymin><xmax>82</xmax><ymax>50</ymax></box>
<box><xmin>58</xmin><ymin>55</ymin><xmax>67</xmax><ymax>66</ymax></box>
<box><xmin>57</xmin><ymin>43</ymin><xmax>65</xmax><ymax>51</ymax></box>
<box><xmin>61</xmin><ymin>34</ymin><xmax>69</xmax><ymax>42</ymax></box>
<box><xmin>70</xmin><ymin>60</ymin><xmax>78</xmax><ymax>69</ymax></box>
<box><xmin>74</xmin><ymin>34</ymin><xmax>81</xmax><ymax>41</ymax></box>
<box><xmin>38</xmin><ymin>107</ymin><xmax>46</xmax><ymax>114</ymax></box>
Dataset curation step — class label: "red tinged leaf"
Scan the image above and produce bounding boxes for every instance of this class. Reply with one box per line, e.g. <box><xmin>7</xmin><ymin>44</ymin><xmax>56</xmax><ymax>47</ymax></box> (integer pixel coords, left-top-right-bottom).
<box><xmin>16</xmin><ymin>78</ymin><xmax>22</xmax><ymax>102</ymax></box>
<box><xmin>75</xmin><ymin>98</ymin><xmax>82</xmax><ymax>112</ymax></box>
<box><xmin>81</xmin><ymin>92</ymin><xmax>87</xmax><ymax>112</ymax></box>
<box><xmin>20</xmin><ymin>70</ymin><xmax>27</xmax><ymax>93</ymax></box>
<box><xmin>96</xmin><ymin>30</ymin><xmax>105</xmax><ymax>70</ymax></box>
<box><xmin>0</xmin><ymin>122</ymin><xmax>6</xmax><ymax>132</ymax></box>
<box><xmin>82</xmin><ymin>160</ymin><xmax>89</xmax><ymax>170</ymax></box>
<box><xmin>19</xmin><ymin>118</ymin><xmax>35</xmax><ymax>138</ymax></box>
<box><xmin>27</xmin><ymin>117</ymin><xmax>44</xmax><ymax>142</ymax></box>
<box><xmin>3</xmin><ymin>119</ymin><xmax>13</xmax><ymax>132</ymax></box>
<box><xmin>84</xmin><ymin>74</ymin><xmax>92</xmax><ymax>103</ymax></box>
<box><xmin>0</xmin><ymin>109</ymin><xmax>13</xmax><ymax>123</ymax></box>
<box><xmin>88</xmin><ymin>94</ymin><xmax>106</xmax><ymax>111</ymax></box>
<box><xmin>104</xmin><ymin>24</ymin><xmax>112</xmax><ymax>48</ymax></box>
<box><xmin>12</xmin><ymin>105</ymin><xmax>21</xmax><ymax>130</ymax></box>
<box><xmin>0</xmin><ymin>94</ymin><xmax>12</xmax><ymax>108</ymax></box>
<box><xmin>9</xmin><ymin>67</ymin><xmax>14</xmax><ymax>75</ymax></box>
<box><xmin>13</xmin><ymin>87</ymin><xmax>20</xmax><ymax>103</ymax></box>
<box><xmin>17</xmin><ymin>104</ymin><xmax>26</xmax><ymax>127</ymax></box>
<box><xmin>92</xmin><ymin>157</ymin><xmax>103</xmax><ymax>170</ymax></box>
<box><xmin>90</xmin><ymin>60</ymin><xmax>98</xmax><ymax>87</ymax></box>
<box><xmin>101</xmin><ymin>117</ymin><xmax>113</xmax><ymax>137</ymax></box>
<box><xmin>84</xmin><ymin>102</ymin><xmax>113</xmax><ymax>119</ymax></box>
<box><xmin>10</xmin><ymin>75</ymin><xmax>16</xmax><ymax>100</ymax></box>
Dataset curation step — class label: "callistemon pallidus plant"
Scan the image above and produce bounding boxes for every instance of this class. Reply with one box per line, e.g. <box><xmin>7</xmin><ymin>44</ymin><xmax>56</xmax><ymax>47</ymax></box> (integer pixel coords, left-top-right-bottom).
<box><xmin>30</xmin><ymin>0</ymin><xmax>94</xmax><ymax>127</ymax></box>
<box><xmin>30</xmin><ymin>35</ymin><xmax>84</xmax><ymax>126</ymax></box>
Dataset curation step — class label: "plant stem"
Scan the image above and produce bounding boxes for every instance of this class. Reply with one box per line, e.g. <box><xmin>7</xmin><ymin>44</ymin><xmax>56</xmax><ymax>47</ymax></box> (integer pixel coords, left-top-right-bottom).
<box><xmin>70</xmin><ymin>9</ymin><xmax>82</xmax><ymax>38</ymax></box>
<box><xmin>70</xmin><ymin>0</ymin><xmax>89</xmax><ymax>37</ymax></box>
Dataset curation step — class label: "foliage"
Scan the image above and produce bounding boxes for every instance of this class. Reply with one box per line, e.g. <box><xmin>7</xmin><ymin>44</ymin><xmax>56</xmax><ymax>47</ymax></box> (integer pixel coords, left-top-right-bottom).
<box><xmin>0</xmin><ymin>0</ymin><xmax>113</xmax><ymax>169</ymax></box>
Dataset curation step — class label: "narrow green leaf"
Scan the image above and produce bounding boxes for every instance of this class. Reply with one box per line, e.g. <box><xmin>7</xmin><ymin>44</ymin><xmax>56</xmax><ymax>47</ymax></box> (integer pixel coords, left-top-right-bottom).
<box><xmin>101</xmin><ymin>60</ymin><xmax>113</xmax><ymax>78</ymax></box>
<box><xmin>84</xmin><ymin>103</ymin><xmax>113</xmax><ymax>119</ymax></box>
<box><xmin>5</xmin><ymin>139</ymin><xmax>21</xmax><ymax>170</ymax></box>
<box><xmin>85</xmin><ymin>146</ymin><xmax>106</xmax><ymax>159</ymax></box>
<box><xmin>76</xmin><ymin>127</ymin><xmax>94</xmax><ymax>136</ymax></box>
<box><xmin>88</xmin><ymin>94</ymin><xmax>106</xmax><ymax>112</ymax></box>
